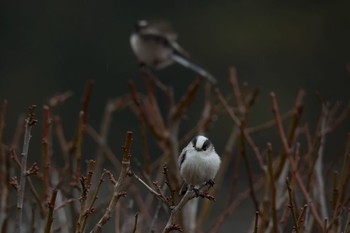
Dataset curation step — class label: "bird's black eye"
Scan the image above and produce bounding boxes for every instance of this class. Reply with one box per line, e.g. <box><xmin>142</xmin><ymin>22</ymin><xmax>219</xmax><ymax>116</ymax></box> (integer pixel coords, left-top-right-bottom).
<box><xmin>191</xmin><ymin>137</ymin><xmax>198</xmax><ymax>148</ymax></box>
<box><xmin>202</xmin><ymin>139</ymin><xmax>210</xmax><ymax>151</ymax></box>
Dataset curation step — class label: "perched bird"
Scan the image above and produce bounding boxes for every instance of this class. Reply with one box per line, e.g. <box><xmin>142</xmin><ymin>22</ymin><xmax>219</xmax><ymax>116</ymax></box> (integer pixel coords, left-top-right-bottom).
<box><xmin>130</xmin><ymin>20</ymin><xmax>217</xmax><ymax>84</ymax></box>
<box><xmin>178</xmin><ymin>135</ymin><xmax>221</xmax><ymax>195</ymax></box>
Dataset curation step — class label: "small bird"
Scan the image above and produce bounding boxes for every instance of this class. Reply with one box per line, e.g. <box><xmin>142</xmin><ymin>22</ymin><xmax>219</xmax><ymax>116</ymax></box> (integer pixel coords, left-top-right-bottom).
<box><xmin>178</xmin><ymin>135</ymin><xmax>221</xmax><ymax>195</ymax></box>
<box><xmin>130</xmin><ymin>20</ymin><xmax>217</xmax><ymax>84</ymax></box>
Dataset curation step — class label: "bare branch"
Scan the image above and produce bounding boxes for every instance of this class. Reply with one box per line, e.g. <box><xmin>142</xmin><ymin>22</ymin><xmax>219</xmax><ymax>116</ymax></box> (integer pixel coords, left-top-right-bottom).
<box><xmin>15</xmin><ymin>105</ymin><xmax>37</xmax><ymax>233</ymax></box>
<box><xmin>90</xmin><ymin>131</ymin><xmax>133</xmax><ymax>233</ymax></box>
<box><xmin>162</xmin><ymin>182</ymin><xmax>215</xmax><ymax>233</ymax></box>
<box><xmin>44</xmin><ymin>189</ymin><xmax>58</xmax><ymax>233</ymax></box>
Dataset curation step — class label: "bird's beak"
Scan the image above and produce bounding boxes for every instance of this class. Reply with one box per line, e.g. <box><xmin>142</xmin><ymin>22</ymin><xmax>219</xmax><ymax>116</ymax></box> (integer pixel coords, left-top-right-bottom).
<box><xmin>195</xmin><ymin>147</ymin><xmax>201</xmax><ymax>151</ymax></box>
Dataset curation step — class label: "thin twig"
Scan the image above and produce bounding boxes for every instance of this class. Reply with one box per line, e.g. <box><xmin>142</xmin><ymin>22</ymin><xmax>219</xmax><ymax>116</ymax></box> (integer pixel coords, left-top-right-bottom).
<box><xmin>44</xmin><ymin>189</ymin><xmax>58</xmax><ymax>233</ymax></box>
<box><xmin>90</xmin><ymin>131</ymin><xmax>133</xmax><ymax>233</ymax></box>
<box><xmin>343</xmin><ymin>208</ymin><xmax>350</xmax><ymax>233</ymax></box>
<box><xmin>42</xmin><ymin>105</ymin><xmax>52</xmax><ymax>202</ymax></box>
<box><xmin>297</xmin><ymin>204</ymin><xmax>308</xmax><ymax>232</ymax></box>
<box><xmin>128</xmin><ymin>81</ymin><xmax>168</xmax><ymax>141</ymax></box>
<box><xmin>286</xmin><ymin>177</ymin><xmax>300</xmax><ymax>233</ymax></box>
<box><xmin>0</xmin><ymin>99</ymin><xmax>8</xmax><ymax>232</ymax></box>
<box><xmin>132</xmin><ymin>172</ymin><xmax>162</xmax><ymax>199</ymax></box>
<box><xmin>253</xmin><ymin>211</ymin><xmax>259</xmax><ymax>233</ymax></box>
<box><xmin>76</xmin><ymin>160</ymin><xmax>96</xmax><ymax>233</ymax></box>
<box><xmin>209</xmin><ymin>136</ymin><xmax>242</xmax><ymax>233</ymax></box>
<box><xmin>240</xmin><ymin>129</ymin><xmax>259</xmax><ymax>211</ymax></box>
<box><xmin>332</xmin><ymin>171</ymin><xmax>339</xmax><ymax>212</ymax></box>
<box><xmin>9</xmin><ymin>149</ymin><xmax>45</xmax><ymax>217</ymax></box>
<box><xmin>228</xmin><ymin>67</ymin><xmax>244</xmax><ymax>111</ymax></box>
<box><xmin>132</xmin><ymin>213</ymin><xmax>139</xmax><ymax>233</ymax></box>
<box><xmin>162</xmin><ymin>182</ymin><xmax>215</xmax><ymax>233</ymax></box>
<box><xmin>80</xmin><ymin>80</ymin><xmax>94</xmax><ymax>124</ymax></box>
<box><xmin>270</xmin><ymin>92</ymin><xmax>323</xmax><ymax>228</ymax></box>
<box><xmin>15</xmin><ymin>105</ymin><xmax>37</xmax><ymax>233</ymax></box>
<box><xmin>74</xmin><ymin>111</ymin><xmax>85</xmax><ymax>176</ymax></box>
<box><xmin>163</xmin><ymin>163</ymin><xmax>175</xmax><ymax>206</ymax></box>
<box><xmin>48</xmin><ymin>91</ymin><xmax>73</xmax><ymax>108</ymax></box>
<box><xmin>314</xmin><ymin>105</ymin><xmax>329</xmax><ymax>219</ymax></box>
<box><xmin>324</xmin><ymin>218</ymin><xmax>328</xmax><ymax>233</ymax></box>
<box><xmin>53</xmin><ymin>116</ymin><xmax>69</xmax><ymax>163</ymax></box>
<box><xmin>275</xmin><ymin>89</ymin><xmax>305</xmax><ymax>178</ymax></box>
<box><xmin>267</xmin><ymin>143</ymin><xmax>278</xmax><ymax>233</ymax></box>
<box><xmin>329</xmin><ymin>133</ymin><xmax>350</xmax><ymax>231</ymax></box>
<box><xmin>216</xmin><ymin>89</ymin><xmax>265</xmax><ymax>169</ymax></box>
<box><xmin>85</xmin><ymin>125</ymin><xmax>121</xmax><ymax>170</ymax></box>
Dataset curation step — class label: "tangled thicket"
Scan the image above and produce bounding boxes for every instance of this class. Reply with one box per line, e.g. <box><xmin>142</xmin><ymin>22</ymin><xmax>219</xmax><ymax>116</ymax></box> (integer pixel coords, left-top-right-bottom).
<box><xmin>0</xmin><ymin>67</ymin><xmax>350</xmax><ymax>233</ymax></box>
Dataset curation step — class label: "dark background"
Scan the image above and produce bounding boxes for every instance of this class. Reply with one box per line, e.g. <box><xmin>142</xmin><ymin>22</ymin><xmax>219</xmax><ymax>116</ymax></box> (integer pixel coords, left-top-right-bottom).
<box><xmin>1</xmin><ymin>0</ymin><xmax>350</xmax><ymax>121</ymax></box>
<box><xmin>1</xmin><ymin>0</ymin><xmax>350</xmax><ymax>231</ymax></box>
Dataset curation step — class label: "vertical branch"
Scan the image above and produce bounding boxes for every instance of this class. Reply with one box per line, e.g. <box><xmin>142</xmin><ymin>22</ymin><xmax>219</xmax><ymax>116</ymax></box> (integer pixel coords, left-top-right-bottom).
<box><xmin>253</xmin><ymin>211</ymin><xmax>259</xmax><ymax>233</ymax></box>
<box><xmin>323</xmin><ymin>218</ymin><xmax>328</xmax><ymax>233</ymax></box>
<box><xmin>286</xmin><ymin>178</ymin><xmax>300</xmax><ymax>233</ymax></box>
<box><xmin>54</xmin><ymin>117</ymin><xmax>69</xmax><ymax>165</ymax></box>
<box><xmin>240</xmin><ymin>129</ymin><xmax>259</xmax><ymax>211</ymax></box>
<box><xmin>80</xmin><ymin>80</ymin><xmax>94</xmax><ymax>124</ymax></box>
<box><xmin>44</xmin><ymin>189</ymin><xmax>58</xmax><ymax>233</ymax></box>
<box><xmin>132</xmin><ymin>213</ymin><xmax>139</xmax><ymax>233</ymax></box>
<box><xmin>128</xmin><ymin>81</ymin><xmax>168</xmax><ymax>141</ymax></box>
<box><xmin>270</xmin><ymin>92</ymin><xmax>323</xmax><ymax>228</ymax></box>
<box><xmin>90</xmin><ymin>131</ymin><xmax>133</xmax><ymax>233</ymax></box>
<box><xmin>275</xmin><ymin>89</ymin><xmax>305</xmax><ymax>177</ymax></box>
<box><xmin>297</xmin><ymin>204</ymin><xmax>308</xmax><ymax>232</ymax></box>
<box><xmin>42</xmin><ymin>105</ymin><xmax>52</xmax><ymax>202</ymax></box>
<box><xmin>343</xmin><ymin>208</ymin><xmax>350</xmax><ymax>233</ymax></box>
<box><xmin>76</xmin><ymin>160</ymin><xmax>96</xmax><ymax>233</ymax></box>
<box><xmin>72</xmin><ymin>80</ymin><xmax>93</xmax><ymax>176</ymax></box>
<box><xmin>332</xmin><ymin>133</ymin><xmax>350</xmax><ymax>229</ymax></box>
<box><xmin>228</xmin><ymin>67</ymin><xmax>244</xmax><ymax>111</ymax></box>
<box><xmin>267</xmin><ymin>143</ymin><xmax>278</xmax><ymax>233</ymax></box>
<box><xmin>92</xmin><ymin>100</ymin><xmax>115</xmax><ymax>178</ymax></box>
<box><xmin>140</xmin><ymin>120</ymin><xmax>151</xmax><ymax>174</ymax></box>
<box><xmin>10</xmin><ymin>150</ymin><xmax>45</xmax><ymax>218</ymax></box>
<box><xmin>314</xmin><ymin>105</ymin><xmax>328</xmax><ymax>219</ymax></box>
<box><xmin>332</xmin><ymin>171</ymin><xmax>339</xmax><ymax>212</ymax></box>
<box><xmin>75</xmin><ymin>111</ymin><xmax>85</xmax><ymax>176</ymax></box>
<box><xmin>209</xmin><ymin>137</ymin><xmax>242</xmax><ymax>233</ymax></box>
<box><xmin>0</xmin><ymin>100</ymin><xmax>8</xmax><ymax>232</ymax></box>
<box><xmin>30</xmin><ymin>204</ymin><xmax>36</xmax><ymax>233</ymax></box>
<box><xmin>15</xmin><ymin>105</ymin><xmax>38</xmax><ymax>233</ymax></box>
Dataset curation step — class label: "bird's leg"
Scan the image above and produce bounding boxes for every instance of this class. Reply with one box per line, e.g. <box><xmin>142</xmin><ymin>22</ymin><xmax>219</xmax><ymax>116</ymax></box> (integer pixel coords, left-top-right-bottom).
<box><xmin>206</xmin><ymin>179</ymin><xmax>215</xmax><ymax>188</ymax></box>
<box><xmin>190</xmin><ymin>185</ymin><xmax>199</xmax><ymax>197</ymax></box>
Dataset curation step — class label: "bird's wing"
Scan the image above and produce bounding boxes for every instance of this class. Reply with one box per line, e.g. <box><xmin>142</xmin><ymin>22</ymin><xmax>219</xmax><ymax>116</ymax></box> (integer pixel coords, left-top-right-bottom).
<box><xmin>178</xmin><ymin>149</ymin><xmax>186</xmax><ymax>168</ymax></box>
<box><xmin>172</xmin><ymin>54</ymin><xmax>217</xmax><ymax>84</ymax></box>
<box><xmin>139</xmin><ymin>21</ymin><xmax>178</xmax><ymax>40</ymax></box>
<box><xmin>179</xmin><ymin>182</ymin><xmax>188</xmax><ymax>196</ymax></box>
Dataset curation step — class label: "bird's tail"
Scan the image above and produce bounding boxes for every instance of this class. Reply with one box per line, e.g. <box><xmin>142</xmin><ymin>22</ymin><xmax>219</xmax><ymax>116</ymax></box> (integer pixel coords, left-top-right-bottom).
<box><xmin>172</xmin><ymin>54</ymin><xmax>217</xmax><ymax>84</ymax></box>
<box><xmin>182</xmin><ymin>198</ymin><xmax>199</xmax><ymax>233</ymax></box>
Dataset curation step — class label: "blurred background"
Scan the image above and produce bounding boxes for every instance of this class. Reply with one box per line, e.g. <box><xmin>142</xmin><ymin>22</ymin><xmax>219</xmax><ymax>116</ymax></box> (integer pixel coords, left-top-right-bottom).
<box><xmin>1</xmin><ymin>0</ymin><xmax>350</xmax><ymax>126</ymax></box>
<box><xmin>1</xmin><ymin>0</ymin><xmax>350</xmax><ymax>231</ymax></box>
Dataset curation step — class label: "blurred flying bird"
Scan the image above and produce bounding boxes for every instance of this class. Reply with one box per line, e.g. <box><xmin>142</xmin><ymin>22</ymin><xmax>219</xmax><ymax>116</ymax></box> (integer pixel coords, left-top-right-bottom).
<box><xmin>130</xmin><ymin>20</ymin><xmax>217</xmax><ymax>84</ymax></box>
